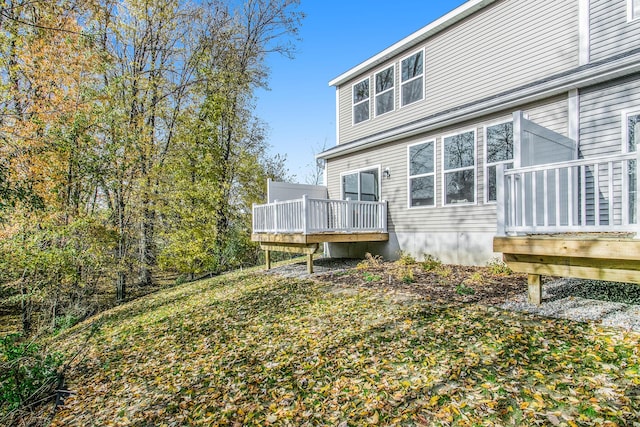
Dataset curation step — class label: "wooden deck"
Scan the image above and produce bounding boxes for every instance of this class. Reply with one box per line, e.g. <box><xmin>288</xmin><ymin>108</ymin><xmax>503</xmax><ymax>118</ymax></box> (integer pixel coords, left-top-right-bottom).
<box><xmin>494</xmin><ymin>233</ymin><xmax>640</xmax><ymax>304</ymax></box>
<box><xmin>252</xmin><ymin>232</ymin><xmax>389</xmax><ymax>273</ymax></box>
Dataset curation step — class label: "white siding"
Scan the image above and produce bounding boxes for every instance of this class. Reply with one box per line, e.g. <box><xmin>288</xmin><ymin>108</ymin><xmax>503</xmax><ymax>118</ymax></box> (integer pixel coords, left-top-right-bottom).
<box><xmin>590</xmin><ymin>0</ymin><xmax>640</xmax><ymax>62</ymax></box>
<box><xmin>337</xmin><ymin>0</ymin><xmax>578</xmax><ymax>146</ymax></box>
<box><xmin>580</xmin><ymin>75</ymin><xmax>640</xmax><ymax>158</ymax></box>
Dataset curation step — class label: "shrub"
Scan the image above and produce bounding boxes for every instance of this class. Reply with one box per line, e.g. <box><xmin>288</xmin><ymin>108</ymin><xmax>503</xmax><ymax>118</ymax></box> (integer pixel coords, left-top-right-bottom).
<box><xmin>395</xmin><ymin>251</ymin><xmax>416</xmax><ymax>266</ymax></box>
<box><xmin>356</xmin><ymin>253</ymin><xmax>384</xmax><ymax>271</ymax></box>
<box><xmin>487</xmin><ymin>258</ymin><xmax>512</xmax><ymax>275</ymax></box>
<box><xmin>456</xmin><ymin>283</ymin><xmax>476</xmax><ymax>296</ymax></box>
<box><xmin>362</xmin><ymin>272</ymin><xmax>382</xmax><ymax>282</ymax></box>
<box><xmin>0</xmin><ymin>334</ymin><xmax>63</xmax><ymax>415</ymax></box>
<box><xmin>421</xmin><ymin>254</ymin><xmax>442</xmax><ymax>271</ymax></box>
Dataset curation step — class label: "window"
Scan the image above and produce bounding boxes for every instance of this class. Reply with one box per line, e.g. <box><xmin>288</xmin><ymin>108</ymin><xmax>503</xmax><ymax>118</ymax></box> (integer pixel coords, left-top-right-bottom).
<box><xmin>443</xmin><ymin>130</ymin><xmax>475</xmax><ymax>205</ymax></box>
<box><xmin>400</xmin><ymin>50</ymin><xmax>424</xmax><ymax>107</ymax></box>
<box><xmin>485</xmin><ymin>122</ymin><xmax>514</xmax><ymax>202</ymax></box>
<box><xmin>342</xmin><ymin>168</ymin><xmax>379</xmax><ymax>201</ymax></box>
<box><xmin>630</xmin><ymin>0</ymin><xmax>640</xmax><ymax>20</ymax></box>
<box><xmin>408</xmin><ymin>141</ymin><xmax>435</xmax><ymax>207</ymax></box>
<box><xmin>626</xmin><ymin>111</ymin><xmax>640</xmax><ymax>152</ymax></box>
<box><xmin>626</xmin><ymin>111</ymin><xmax>640</xmax><ymax>223</ymax></box>
<box><xmin>375</xmin><ymin>66</ymin><xmax>395</xmax><ymax>116</ymax></box>
<box><xmin>353</xmin><ymin>78</ymin><xmax>370</xmax><ymax>124</ymax></box>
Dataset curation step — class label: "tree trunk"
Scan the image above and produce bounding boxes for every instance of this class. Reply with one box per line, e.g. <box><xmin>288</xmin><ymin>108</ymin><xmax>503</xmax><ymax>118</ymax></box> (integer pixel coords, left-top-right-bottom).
<box><xmin>21</xmin><ymin>285</ymin><xmax>32</xmax><ymax>336</ymax></box>
<box><xmin>116</xmin><ymin>271</ymin><xmax>126</xmax><ymax>302</ymax></box>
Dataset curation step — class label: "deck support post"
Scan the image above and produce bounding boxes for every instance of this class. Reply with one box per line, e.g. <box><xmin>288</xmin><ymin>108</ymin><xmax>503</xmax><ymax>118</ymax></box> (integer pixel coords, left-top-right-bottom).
<box><xmin>265</xmin><ymin>250</ymin><xmax>271</xmax><ymax>270</ymax></box>
<box><xmin>307</xmin><ymin>253</ymin><xmax>314</xmax><ymax>274</ymax></box>
<box><xmin>527</xmin><ymin>274</ymin><xmax>542</xmax><ymax>305</ymax></box>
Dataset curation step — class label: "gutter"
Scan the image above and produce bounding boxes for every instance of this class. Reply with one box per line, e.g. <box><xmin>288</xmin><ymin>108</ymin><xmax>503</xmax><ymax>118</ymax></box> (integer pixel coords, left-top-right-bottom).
<box><xmin>318</xmin><ymin>51</ymin><xmax>640</xmax><ymax>161</ymax></box>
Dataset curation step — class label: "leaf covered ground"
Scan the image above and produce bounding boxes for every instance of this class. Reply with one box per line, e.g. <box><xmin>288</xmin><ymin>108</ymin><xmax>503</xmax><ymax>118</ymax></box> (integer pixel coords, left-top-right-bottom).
<box><xmin>51</xmin><ymin>269</ymin><xmax>640</xmax><ymax>426</ymax></box>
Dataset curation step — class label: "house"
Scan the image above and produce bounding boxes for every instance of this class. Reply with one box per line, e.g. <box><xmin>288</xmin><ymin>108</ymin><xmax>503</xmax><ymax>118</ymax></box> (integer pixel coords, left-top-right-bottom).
<box><xmin>252</xmin><ymin>0</ymin><xmax>640</xmax><ymax>299</ymax></box>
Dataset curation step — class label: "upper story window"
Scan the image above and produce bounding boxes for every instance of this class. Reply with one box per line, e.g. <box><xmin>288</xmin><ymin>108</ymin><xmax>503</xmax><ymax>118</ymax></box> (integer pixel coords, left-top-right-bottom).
<box><xmin>352</xmin><ymin>78</ymin><xmax>370</xmax><ymax>124</ymax></box>
<box><xmin>485</xmin><ymin>122</ymin><xmax>514</xmax><ymax>202</ymax></box>
<box><xmin>375</xmin><ymin>66</ymin><xmax>395</xmax><ymax>116</ymax></box>
<box><xmin>400</xmin><ymin>50</ymin><xmax>424</xmax><ymax>107</ymax></box>
<box><xmin>626</xmin><ymin>111</ymin><xmax>640</xmax><ymax>151</ymax></box>
<box><xmin>443</xmin><ymin>130</ymin><xmax>476</xmax><ymax>205</ymax></box>
<box><xmin>631</xmin><ymin>0</ymin><xmax>640</xmax><ymax>21</ymax></box>
<box><xmin>408</xmin><ymin>140</ymin><xmax>435</xmax><ymax>208</ymax></box>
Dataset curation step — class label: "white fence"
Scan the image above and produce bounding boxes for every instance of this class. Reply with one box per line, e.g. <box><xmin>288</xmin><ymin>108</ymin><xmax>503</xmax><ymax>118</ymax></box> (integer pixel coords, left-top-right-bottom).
<box><xmin>497</xmin><ymin>151</ymin><xmax>640</xmax><ymax>235</ymax></box>
<box><xmin>252</xmin><ymin>196</ymin><xmax>388</xmax><ymax>234</ymax></box>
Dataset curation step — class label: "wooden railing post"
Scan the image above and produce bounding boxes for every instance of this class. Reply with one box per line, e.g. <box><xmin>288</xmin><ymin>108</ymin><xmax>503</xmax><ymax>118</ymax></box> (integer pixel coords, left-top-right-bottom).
<box><xmin>346</xmin><ymin>198</ymin><xmax>352</xmax><ymax>232</ymax></box>
<box><xmin>496</xmin><ymin>164</ymin><xmax>506</xmax><ymax>236</ymax></box>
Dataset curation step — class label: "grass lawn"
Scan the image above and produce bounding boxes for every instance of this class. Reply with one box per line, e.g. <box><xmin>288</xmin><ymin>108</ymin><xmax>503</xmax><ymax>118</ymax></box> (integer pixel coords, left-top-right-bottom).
<box><xmin>50</xmin><ymin>270</ymin><xmax>640</xmax><ymax>426</ymax></box>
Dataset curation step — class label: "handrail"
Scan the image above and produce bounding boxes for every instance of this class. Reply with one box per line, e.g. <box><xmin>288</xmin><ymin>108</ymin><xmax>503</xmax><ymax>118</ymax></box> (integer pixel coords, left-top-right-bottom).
<box><xmin>252</xmin><ymin>195</ymin><xmax>388</xmax><ymax>234</ymax></box>
<box><xmin>497</xmin><ymin>151</ymin><xmax>640</xmax><ymax>236</ymax></box>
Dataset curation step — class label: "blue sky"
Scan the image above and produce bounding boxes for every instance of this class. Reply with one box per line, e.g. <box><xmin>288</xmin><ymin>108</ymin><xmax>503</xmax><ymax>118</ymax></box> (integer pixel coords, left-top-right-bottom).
<box><xmin>254</xmin><ymin>1</ymin><xmax>467</xmax><ymax>183</ymax></box>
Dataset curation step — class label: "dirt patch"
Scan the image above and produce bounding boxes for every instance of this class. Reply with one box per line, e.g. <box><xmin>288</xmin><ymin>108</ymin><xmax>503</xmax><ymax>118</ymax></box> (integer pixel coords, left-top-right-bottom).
<box><xmin>315</xmin><ymin>258</ymin><xmax>529</xmax><ymax>306</ymax></box>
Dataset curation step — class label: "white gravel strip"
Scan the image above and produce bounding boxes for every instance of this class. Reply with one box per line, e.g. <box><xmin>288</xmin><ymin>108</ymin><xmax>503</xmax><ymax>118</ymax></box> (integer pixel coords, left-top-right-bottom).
<box><xmin>502</xmin><ymin>278</ymin><xmax>640</xmax><ymax>332</ymax></box>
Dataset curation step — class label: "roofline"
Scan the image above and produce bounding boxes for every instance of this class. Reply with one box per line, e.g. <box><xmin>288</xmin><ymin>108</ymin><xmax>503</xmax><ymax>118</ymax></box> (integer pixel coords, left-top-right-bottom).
<box><xmin>328</xmin><ymin>0</ymin><xmax>498</xmax><ymax>88</ymax></box>
<box><xmin>318</xmin><ymin>52</ymin><xmax>640</xmax><ymax>160</ymax></box>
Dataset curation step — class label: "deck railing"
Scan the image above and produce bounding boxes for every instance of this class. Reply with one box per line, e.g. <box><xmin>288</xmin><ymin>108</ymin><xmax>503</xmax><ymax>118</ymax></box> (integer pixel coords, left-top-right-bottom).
<box><xmin>497</xmin><ymin>151</ymin><xmax>640</xmax><ymax>235</ymax></box>
<box><xmin>252</xmin><ymin>196</ymin><xmax>388</xmax><ymax>234</ymax></box>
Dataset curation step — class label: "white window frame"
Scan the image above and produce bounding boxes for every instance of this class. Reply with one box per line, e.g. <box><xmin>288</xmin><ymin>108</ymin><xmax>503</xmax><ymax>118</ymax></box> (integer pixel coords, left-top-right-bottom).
<box><xmin>623</xmin><ymin>109</ymin><xmax>640</xmax><ymax>152</ymax></box>
<box><xmin>441</xmin><ymin>129</ymin><xmax>477</xmax><ymax>207</ymax></box>
<box><xmin>374</xmin><ymin>65</ymin><xmax>396</xmax><ymax>117</ymax></box>
<box><xmin>399</xmin><ymin>49</ymin><xmax>425</xmax><ymax>108</ymax></box>
<box><xmin>628</xmin><ymin>0</ymin><xmax>640</xmax><ymax>21</ymax></box>
<box><xmin>352</xmin><ymin>77</ymin><xmax>370</xmax><ymax>125</ymax></box>
<box><xmin>340</xmin><ymin>165</ymin><xmax>381</xmax><ymax>201</ymax></box>
<box><xmin>484</xmin><ymin>120</ymin><xmax>514</xmax><ymax>204</ymax></box>
<box><xmin>407</xmin><ymin>140</ymin><xmax>436</xmax><ymax>209</ymax></box>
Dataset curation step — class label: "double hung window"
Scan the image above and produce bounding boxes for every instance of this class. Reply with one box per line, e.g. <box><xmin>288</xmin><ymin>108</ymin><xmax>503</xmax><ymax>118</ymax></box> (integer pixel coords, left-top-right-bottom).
<box><xmin>443</xmin><ymin>130</ymin><xmax>476</xmax><ymax>205</ymax></box>
<box><xmin>353</xmin><ymin>78</ymin><xmax>370</xmax><ymax>124</ymax></box>
<box><xmin>485</xmin><ymin>122</ymin><xmax>514</xmax><ymax>202</ymax></box>
<box><xmin>375</xmin><ymin>66</ymin><xmax>395</xmax><ymax>116</ymax></box>
<box><xmin>400</xmin><ymin>50</ymin><xmax>424</xmax><ymax>107</ymax></box>
<box><xmin>408</xmin><ymin>141</ymin><xmax>435</xmax><ymax>207</ymax></box>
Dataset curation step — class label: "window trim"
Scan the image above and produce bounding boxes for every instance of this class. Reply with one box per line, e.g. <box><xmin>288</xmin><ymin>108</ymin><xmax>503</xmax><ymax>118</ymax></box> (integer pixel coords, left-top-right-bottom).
<box><xmin>407</xmin><ymin>139</ymin><xmax>437</xmax><ymax>209</ymax></box>
<box><xmin>352</xmin><ymin>77</ymin><xmax>370</xmax><ymax>126</ymax></box>
<box><xmin>340</xmin><ymin>165</ymin><xmax>382</xmax><ymax>201</ymax></box>
<box><xmin>441</xmin><ymin>129</ymin><xmax>477</xmax><ymax>207</ymax></box>
<box><xmin>399</xmin><ymin>48</ymin><xmax>425</xmax><ymax>109</ymax></box>
<box><xmin>483</xmin><ymin>119</ymin><xmax>514</xmax><ymax>205</ymax></box>
<box><xmin>623</xmin><ymin>109</ymin><xmax>640</xmax><ymax>153</ymax></box>
<box><xmin>628</xmin><ymin>0</ymin><xmax>640</xmax><ymax>21</ymax></box>
<box><xmin>374</xmin><ymin>65</ymin><xmax>396</xmax><ymax>118</ymax></box>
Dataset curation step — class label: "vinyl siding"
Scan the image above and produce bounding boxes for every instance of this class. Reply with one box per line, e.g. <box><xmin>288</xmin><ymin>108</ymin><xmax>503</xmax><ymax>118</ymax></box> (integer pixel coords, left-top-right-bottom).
<box><xmin>336</xmin><ymin>0</ymin><xmax>578</xmax><ymax>146</ymax></box>
<box><xmin>326</xmin><ymin>95</ymin><xmax>568</xmax><ymax>235</ymax></box>
<box><xmin>579</xmin><ymin>75</ymin><xmax>640</xmax><ymax>158</ymax></box>
<box><xmin>590</xmin><ymin>0</ymin><xmax>640</xmax><ymax>62</ymax></box>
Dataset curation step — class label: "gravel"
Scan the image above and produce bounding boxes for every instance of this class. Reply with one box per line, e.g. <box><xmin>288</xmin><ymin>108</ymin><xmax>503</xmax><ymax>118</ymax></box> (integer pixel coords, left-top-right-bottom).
<box><xmin>501</xmin><ymin>278</ymin><xmax>640</xmax><ymax>332</ymax></box>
